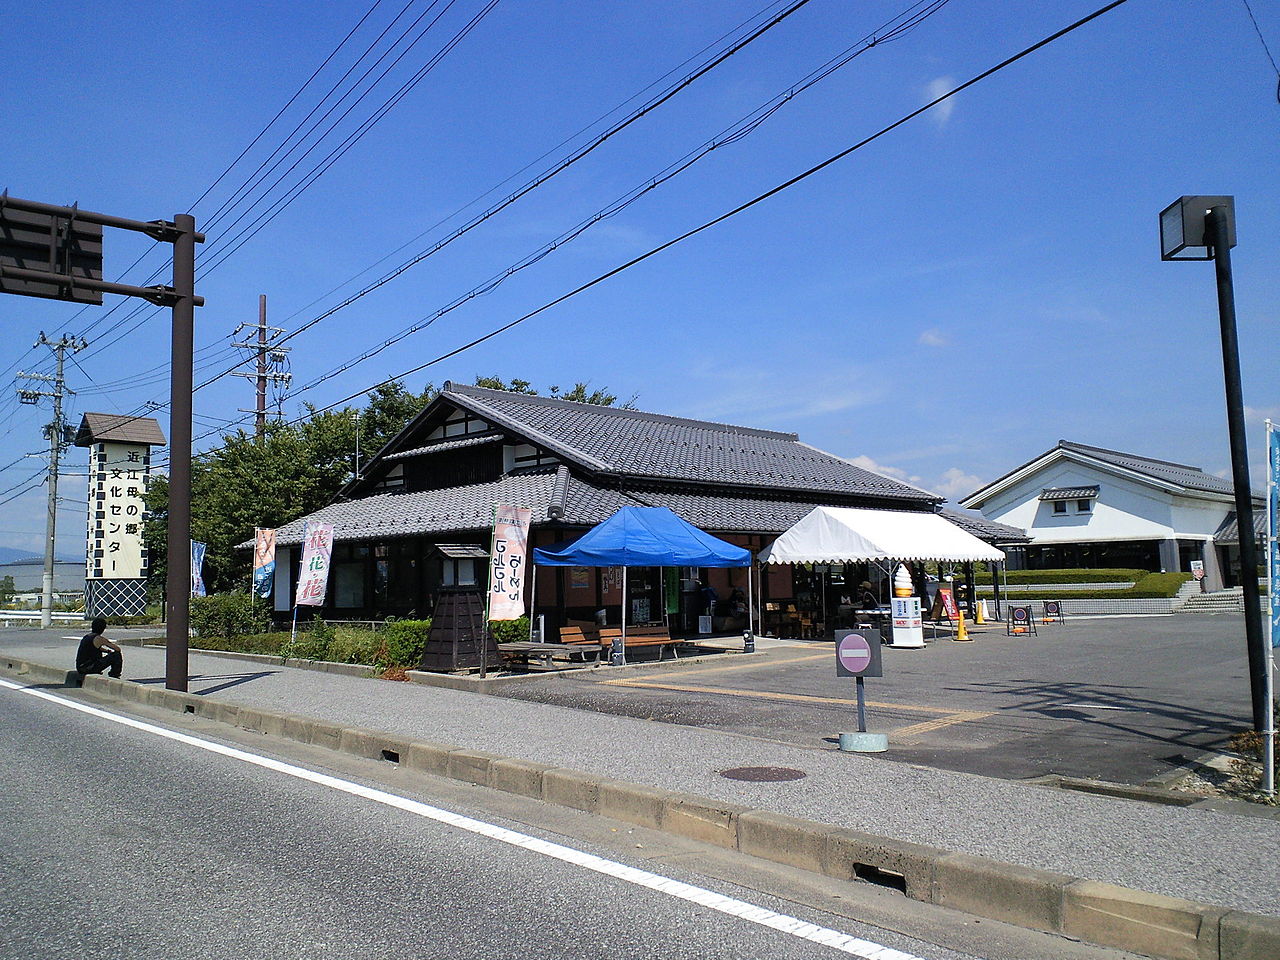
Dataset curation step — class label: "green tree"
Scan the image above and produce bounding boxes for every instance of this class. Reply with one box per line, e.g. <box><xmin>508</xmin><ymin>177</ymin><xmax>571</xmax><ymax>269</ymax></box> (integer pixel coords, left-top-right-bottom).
<box><xmin>0</xmin><ymin>575</ymin><xmax>15</xmax><ymax>606</ymax></box>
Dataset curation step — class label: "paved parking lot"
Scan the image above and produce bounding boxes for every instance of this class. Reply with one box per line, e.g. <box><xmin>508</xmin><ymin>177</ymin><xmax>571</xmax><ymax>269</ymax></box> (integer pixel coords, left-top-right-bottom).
<box><xmin>499</xmin><ymin>614</ymin><xmax>1258</xmax><ymax>785</ymax></box>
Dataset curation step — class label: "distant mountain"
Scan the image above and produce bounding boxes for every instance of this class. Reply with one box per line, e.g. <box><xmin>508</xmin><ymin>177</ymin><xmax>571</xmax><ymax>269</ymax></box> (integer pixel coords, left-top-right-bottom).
<box><xmin>0</xmin><ymin>547</ymin><xmax>31</xmax><ymax>564</ymax></box>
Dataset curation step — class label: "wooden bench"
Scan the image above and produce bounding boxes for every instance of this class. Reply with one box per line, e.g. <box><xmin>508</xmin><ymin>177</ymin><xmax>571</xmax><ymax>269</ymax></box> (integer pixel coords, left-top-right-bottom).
<box><xmin>598</xmin><ymin>625</ymin><xmax>687</xmax><ymax>660</ymax></box>
<box><xmin>559</xmin><ymin>624</ymin><xmax>604</xmax><ymax>661</ymax></box>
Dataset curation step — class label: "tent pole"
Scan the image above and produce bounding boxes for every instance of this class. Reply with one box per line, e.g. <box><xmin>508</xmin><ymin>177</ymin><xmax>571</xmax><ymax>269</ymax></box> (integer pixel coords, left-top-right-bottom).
<box><xmin>528</xmin><ymin>563</ymin><xmax>537</xmax><ymax>642</ymax></box>
<box><xmin>746</xmin><ymin>555</ymin><xmax>755</xmax><ymax>653</ymax></box>
<box><xmin>614</xmin><ymin>566</ymin><xmax>627</xmax><ymax>666</ymax></box>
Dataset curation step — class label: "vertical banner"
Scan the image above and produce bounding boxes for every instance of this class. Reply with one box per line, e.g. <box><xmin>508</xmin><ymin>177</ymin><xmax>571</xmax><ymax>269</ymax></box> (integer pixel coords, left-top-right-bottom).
<box><xmin>489</xmin><ymin>504</ymin><xmax>532</xmax><ymax>621</ymax></box>
<box><xmin>253</xmin><ymin>528</ymin><xmax>276</xmax><ymax>598</ymax></box>
<box><xmin>190</xmin><ymin>541</ymin><xmax>206</xmax><ymax>598</ymax></box>
<box><xmin>1269</xmin><ymin>421</ymin><xmax>1279</xmax><ymax>647</ymax></box>
<box><xmin>295</xmin><ymin>521</ymin><xmax>335</xmax><ymax>607</ymax></box>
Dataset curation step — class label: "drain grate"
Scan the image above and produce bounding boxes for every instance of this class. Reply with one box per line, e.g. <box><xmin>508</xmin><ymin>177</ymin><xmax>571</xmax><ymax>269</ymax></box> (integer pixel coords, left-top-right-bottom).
<box><xmin>719</xmin><ymin>766</ymin><xmax>807</xmax><ymax>782</ymax></box>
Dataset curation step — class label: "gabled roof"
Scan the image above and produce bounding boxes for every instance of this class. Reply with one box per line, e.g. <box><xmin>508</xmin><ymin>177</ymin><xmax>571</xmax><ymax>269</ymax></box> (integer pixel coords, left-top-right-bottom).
<box><xmin>1213</xmin><ymin>510</ymin><xmax>1267</xmax><ymax>545</ymax></box>
<box><xmin>961</xmin><ymin>439</ymin><xmax>1236</xmax><ymax>508</ymax></box>
<box><xmin>266</xmin><ymin>467</ymin><xmax>928</xmax><ymax>547</ymax></box>
<box><xmin>73</xmin><ymin>412</ymin><xmax>166</xmax><ymax>447</ymax></box>
<box><xmin>359</xmin><ymin>381</ymin><xmax>937</xmax><ymax>504</ymax></box>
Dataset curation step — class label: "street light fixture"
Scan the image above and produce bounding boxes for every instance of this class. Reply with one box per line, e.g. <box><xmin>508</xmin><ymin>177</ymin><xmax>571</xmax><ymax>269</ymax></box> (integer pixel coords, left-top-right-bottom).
<box><xmin>1160</xmin><ymin>196</ymin><xmax>1268</xmax><ymax>737</ymax></box>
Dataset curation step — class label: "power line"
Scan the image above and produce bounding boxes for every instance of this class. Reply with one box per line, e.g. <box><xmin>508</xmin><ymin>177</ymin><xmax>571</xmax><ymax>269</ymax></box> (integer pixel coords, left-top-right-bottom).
<box><xmin>185</xmin><ymin>0</ymin><xmax>391</xmax><ymax>214</ymax></box>
<box><xmin>269</xmin><ymin>0</ymin><xmax>954</xmax><ymax>401</ymax></box>
<box><xmin>183</xmin><ymin>0</ymin><xmax>820</xmax><ymax>398</ymax></box>
<box><xmin>287</xmin><ymin>0</ymin><xmax>1135</xmax><ymax>424</ymax></box>
<box><xmin>1239</xmin><ymin>0</ymin><xmax>1280</xmax><ymax>103</ymax></box>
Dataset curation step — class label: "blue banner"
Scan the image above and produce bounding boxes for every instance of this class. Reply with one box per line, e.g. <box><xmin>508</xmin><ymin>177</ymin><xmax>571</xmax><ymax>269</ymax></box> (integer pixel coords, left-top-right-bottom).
<box><xmin>1269</xmin><ymin>423</ymin><xmax>1279</xmax><ymax>647</ymax></box>
<box><xmin>191</xmin><ymin>540</ymin><xmax>207</xmax><ymax>598</ymax></box>
<box><xmin>252</xmin><ymin>527</ymin><xmax>275</xmax><ymax>599</ymax></box>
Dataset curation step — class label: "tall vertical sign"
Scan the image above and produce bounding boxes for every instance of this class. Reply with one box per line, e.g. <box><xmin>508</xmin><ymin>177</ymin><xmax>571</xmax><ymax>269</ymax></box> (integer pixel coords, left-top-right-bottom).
<box><xmin>488</xmin><ymin>504</ymin><xmax>531</xmax><ymax>621</ymax></box>
<box><xmin>1269</xmin><ymin>420</ymin><xmax>1279</xmax><ymax>648</ymax></box>
<box><xmin>190</xmin><ymin>541</ymin><xmax>207</xmax><ymax>597</ymax></box>
<box><xmin>253</xmin><ymin>527</ymin><xmax>276</xmax><ymax>598</ymax></box>
<box><xmin>76</xmin><ymin>413</ymin><xmax>165</xmax><ymax>618</ymax></box>
<box><xmin>294</xmin><ymin>521</ymin><xmax>335</xmax><ymax>607</ymax></box>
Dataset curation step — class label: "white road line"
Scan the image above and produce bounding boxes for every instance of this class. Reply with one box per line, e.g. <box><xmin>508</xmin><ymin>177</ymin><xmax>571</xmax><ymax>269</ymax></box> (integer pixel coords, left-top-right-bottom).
<box><xmin>0</xmin><ymin>676</ymin><xmax>925</xmax><ymax>960</ymax></box>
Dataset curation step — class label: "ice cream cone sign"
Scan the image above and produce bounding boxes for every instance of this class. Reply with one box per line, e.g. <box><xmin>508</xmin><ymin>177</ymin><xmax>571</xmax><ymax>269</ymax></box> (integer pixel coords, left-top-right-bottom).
<box><xmin>893</xmin><ymin>564</ymin><xmax>913</xmax><ymax>598</ymax></box>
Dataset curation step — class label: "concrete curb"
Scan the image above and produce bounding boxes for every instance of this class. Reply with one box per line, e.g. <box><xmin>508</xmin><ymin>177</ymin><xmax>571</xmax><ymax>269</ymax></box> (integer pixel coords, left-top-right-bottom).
<box><xmin>4</xmin><ymin>654</ymin><xmax>1278</xmax><ymax>960</ymax></box>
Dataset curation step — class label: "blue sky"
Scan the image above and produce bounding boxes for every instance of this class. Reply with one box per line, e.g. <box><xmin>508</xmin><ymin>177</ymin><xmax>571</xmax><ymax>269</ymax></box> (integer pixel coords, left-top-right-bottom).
<box><xmin>1</xmin><ymin>0</ymin><xmax>1277</xmax><ymax>557</ymax></box>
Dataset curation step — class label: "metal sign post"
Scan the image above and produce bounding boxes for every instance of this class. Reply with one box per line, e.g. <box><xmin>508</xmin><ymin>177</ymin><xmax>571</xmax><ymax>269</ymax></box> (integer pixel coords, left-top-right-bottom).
<box><xmin>0</xmin><ymin>193</ymin><xmax>204</xmax><ymax>691</ymax></box>
<box><xmin>834</xmin><ymin>627</ymin><xmax>886</xmax><ymax>752</ymax></box>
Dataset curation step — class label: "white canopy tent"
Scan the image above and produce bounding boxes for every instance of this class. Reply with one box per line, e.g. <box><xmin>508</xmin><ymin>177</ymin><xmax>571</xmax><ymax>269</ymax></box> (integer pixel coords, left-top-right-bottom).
<box><xmin>758</xmin><ymin>507</ymin><xmax>1005</xmax><ymax>565</ymax></box>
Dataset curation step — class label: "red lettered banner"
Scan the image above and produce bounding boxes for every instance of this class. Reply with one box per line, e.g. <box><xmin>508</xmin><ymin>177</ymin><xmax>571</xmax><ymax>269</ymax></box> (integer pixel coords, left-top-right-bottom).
<box><xmin>489</xmin><ymin>504</ymin><xmax>531</xmax><ymax>621</ymax></box>
<box><xmin>294</xmin><ymin>521</ymin><xmax>334</xmax><ymax>607</ymax></box>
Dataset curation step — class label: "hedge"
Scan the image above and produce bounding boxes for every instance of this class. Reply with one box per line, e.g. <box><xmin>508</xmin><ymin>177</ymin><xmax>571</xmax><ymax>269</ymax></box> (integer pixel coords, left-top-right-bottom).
<box><xmin>996</xmin><ymin>568</ymin><xmax>1148</xmax><ymax>585</ymax></box>
<box><xmin>978</xmin><ymin>571</ymin><xmax>1191</xmax><ymax>600</ymax></box>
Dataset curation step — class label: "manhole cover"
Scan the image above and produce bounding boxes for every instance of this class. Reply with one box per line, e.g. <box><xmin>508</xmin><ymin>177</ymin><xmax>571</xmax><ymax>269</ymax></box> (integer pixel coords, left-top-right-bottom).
<box><xmin>719</xmin><ymin>766</ymin><xmax>807</xmax><ymax>782</ymax></box>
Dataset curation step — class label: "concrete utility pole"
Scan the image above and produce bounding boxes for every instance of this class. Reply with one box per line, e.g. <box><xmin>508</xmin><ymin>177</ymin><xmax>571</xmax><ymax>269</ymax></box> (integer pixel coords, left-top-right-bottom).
<box><xmin>231</xmin><ymin>294</ymin><xmax>291</xmax><ymax>437</ymax></box>
<box><xmin>17</xmin><ymin>332</ymin><xmax>88</xmax><ymax>627</ymax></box>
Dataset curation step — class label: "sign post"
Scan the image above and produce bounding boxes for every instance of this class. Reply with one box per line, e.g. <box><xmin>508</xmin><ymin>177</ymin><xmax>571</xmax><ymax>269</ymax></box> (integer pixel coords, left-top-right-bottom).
<box><xmin>1263</xmin><ymin>419</ymin><xmax>1277</xmax><ymax>796</ymax></box>
<box><xmin>835</xmin><ymin>627</ymin><xmax>886</xmax><ymax>752</ymax></box>
<box><xmin>1</xmin><ymin>194</ymin><xmax>204</xmax><ymax>691</ymax></box>
<box><xmin>484</xmin><ymin>504</ymin><xmax>531</xmax><ymax>677</ymax></box>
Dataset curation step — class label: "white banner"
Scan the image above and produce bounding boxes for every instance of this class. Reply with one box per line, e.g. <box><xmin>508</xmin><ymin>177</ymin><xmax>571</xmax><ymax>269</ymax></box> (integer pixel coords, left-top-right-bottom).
<box><xmin>294</xmin><ymin>521</ymin><xmax>335</xmax><ymax>607</ymax></box>
<box><xmin>488</xmin><ymin>504</ymin><xmax>531</xmax><ymax>621</ymax></box>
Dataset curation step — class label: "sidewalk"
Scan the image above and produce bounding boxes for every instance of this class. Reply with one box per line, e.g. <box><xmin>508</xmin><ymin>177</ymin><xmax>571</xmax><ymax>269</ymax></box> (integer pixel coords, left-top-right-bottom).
<box><xmin>4</xmin><ymin>627</ymin><xmax>1278</xmax><ymax>921</ymax></box>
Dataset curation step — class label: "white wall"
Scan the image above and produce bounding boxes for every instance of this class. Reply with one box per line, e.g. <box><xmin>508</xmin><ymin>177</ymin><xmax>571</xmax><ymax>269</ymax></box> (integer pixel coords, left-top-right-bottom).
<box><xmin>979</xmin><ymin>458</ymin><xmax>1231</xmax><ymax>544</ymax></box>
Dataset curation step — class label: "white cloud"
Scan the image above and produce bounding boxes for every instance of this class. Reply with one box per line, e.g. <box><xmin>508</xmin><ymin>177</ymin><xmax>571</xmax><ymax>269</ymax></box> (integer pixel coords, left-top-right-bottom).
<box><xmin>844</xmin><ymin>455</ymin><xmax>935</xmax><ymax>494</ymax></box>
<box><xmin>1244</xmin><ymin>405</ymin><xmax>1280</xmax><ymax>424</ymax></box>
<box><xmin>925</xmin><ymin>76</ymin><xmax>957</xmax><ymax>126</ymax></box>
<box><xmin>932</xmin><ymin>466</ymin><xmax>984</xmax><ymax>499</ymax></box>
<box><xmin>918</xmin><ymin>327</ymin><xmax>948</xmax><ymax>347</ymax></box>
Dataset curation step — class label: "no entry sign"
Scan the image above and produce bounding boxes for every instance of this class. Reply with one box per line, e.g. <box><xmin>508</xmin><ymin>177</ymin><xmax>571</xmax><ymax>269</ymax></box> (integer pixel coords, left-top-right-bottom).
<box><xmin>835</xmin><ymin>628</ymin><xmax>882</xmax><ymax>678</ymax></box>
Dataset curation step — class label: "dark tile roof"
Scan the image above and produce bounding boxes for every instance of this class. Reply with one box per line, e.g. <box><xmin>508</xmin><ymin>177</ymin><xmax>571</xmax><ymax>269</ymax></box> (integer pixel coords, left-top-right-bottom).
<box><xmin>264</xmin><ymin>470</ymin><xmax>941</xmax><ymax>548</ymax></box>
<box><xmin>1039</xmin><ymin>485</ymin><xmax>1100</xmax><ymax>501</ymax></box>
<box><xmin>73</xmin><ymin>412</ymin><xmax>166</xmax><ymax>447</ymax></box>
<box><xmin>270</xmin><ymin>472</ymin><xmax>560</xmax><ymax>546</ymax></box>
<box><xmin>384</xmin><ymin>433</ymin><xmax>502</xmax><ymax>461</ymax></box>
<box><xmin>1213</xmin><ymin>510</ymin><xmax>1268</xmax><ymax>545</ymax></box>
<box><xmin>938</xmin><ymin>509</ymin><xmax>1029</xmax><ymax>544</ymax></box>
<box><xmin>964</xmin><ymin>439</ymin><xmax>1239</xmax><ymax>507</ymax></box>
<box><xmin>441</xmin><ymin>382</ymin><xmax>936</xmax><ymax>503</ymax></box>
<box><xmin>1057</xmin><ymin>441</ymin><xmax>1235</xmax><ymax>496</ymax></box>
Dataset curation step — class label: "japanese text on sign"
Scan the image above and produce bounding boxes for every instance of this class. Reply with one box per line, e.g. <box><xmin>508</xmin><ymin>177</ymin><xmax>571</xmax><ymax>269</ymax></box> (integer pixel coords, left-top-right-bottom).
<box><xmin>489</xmin><ymin>504</ymin><xmax>531</xmax><ymax>621</ymax></box>
<box><xmin>294</xmin><ymin>521</ymin><xmax>334</xmax><ymax>607</ymax></box>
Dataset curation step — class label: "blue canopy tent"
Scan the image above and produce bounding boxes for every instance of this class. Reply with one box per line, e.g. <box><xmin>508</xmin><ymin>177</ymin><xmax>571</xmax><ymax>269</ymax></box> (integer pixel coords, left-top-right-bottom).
<box><xmin>532</xmin><ymin>506</ymin><xmax>751</xmax><ymax>664</ymax></box>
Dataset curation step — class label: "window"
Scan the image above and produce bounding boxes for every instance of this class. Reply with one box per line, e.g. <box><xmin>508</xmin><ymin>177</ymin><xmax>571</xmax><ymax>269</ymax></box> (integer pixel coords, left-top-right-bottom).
<box><xmin>1076</xmin><ymin>499</ymin><xmax>1092</xmax><ymax>513</ymax></box>
<box><xmin>1053</xmin><ymin>501</ymin><xmax>1067</xmax><ymax>514</ymax></box>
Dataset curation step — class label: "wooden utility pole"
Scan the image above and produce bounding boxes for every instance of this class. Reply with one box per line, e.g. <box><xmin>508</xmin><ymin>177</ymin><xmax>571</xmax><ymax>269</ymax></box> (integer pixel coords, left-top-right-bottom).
<box><xmin>17</xmin><ymin>333</ymin><xmax>87</xmax><ymax>627</ymax></box>
<box><xmin>232</xmin><ymin>294</ymin><xmax>291</xmax><ymax>437</ymax></box>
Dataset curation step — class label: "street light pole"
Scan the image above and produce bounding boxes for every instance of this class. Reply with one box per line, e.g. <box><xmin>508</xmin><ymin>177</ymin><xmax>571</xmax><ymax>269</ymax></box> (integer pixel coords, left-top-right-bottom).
<box><xmin>1206</xmin><ymin>205</ymin><xmax>1267</xmax><ymax>731</ymax></box>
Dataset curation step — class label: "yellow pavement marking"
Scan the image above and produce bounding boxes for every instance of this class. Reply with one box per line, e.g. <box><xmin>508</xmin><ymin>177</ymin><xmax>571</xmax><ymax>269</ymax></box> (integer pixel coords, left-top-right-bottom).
<box><xmin>599</xmin><ymin>677</ymin><xmax>973</xmax><ymax>718</ymax></box>
<box><xmin>615</xmin><ymin>651</ymin><xmax>830</xmax><ymax>680</ymax></box>
<box><xmin>890</xmin><ymin>710</ymin><xmax>994</xmax><ymax>744</ymax></box>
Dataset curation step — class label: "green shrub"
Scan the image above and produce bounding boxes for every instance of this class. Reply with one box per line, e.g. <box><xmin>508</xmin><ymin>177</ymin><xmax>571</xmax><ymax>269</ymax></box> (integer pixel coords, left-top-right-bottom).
<box><xmin>376</xmin><ymin>619</ymin><xmax>431</xmax><ymax>669</ymax></box>
<box><xmin>189</xmin><ymin>593</ymin><xmax>272</xmax><ymax>638</ymax></box>
<box><xmin>324</xmin><ymin>627</ymin><xmax>383</xmax><ymax>666</ymax></box>
<box><xmin>192</xmin><ymin>631</ymin><xmax>284</xmax><ymax>656</ymax></box>
<box><xmin>289</xmin><ymin>618</ymin><xmax>335</xmax><ymax>661</ymax></box>
<box><xmin>978</xmin><ymin>572</ymin><xmax>1192</xmax><ymax>600</ymax></box>
<box><xmin>104</xmin><ymin>613</ymin><xmax>161</xmax><ymax>626</ymax></box>
<box><xmin>999</xmin><ymin>568</ymin><xmax>1148</xmax><ymax>585</ymax></box>
<box><xmin>488</xmin><ymin>617</ymin><xmax>529</xmax><ymax>644</ymax></box>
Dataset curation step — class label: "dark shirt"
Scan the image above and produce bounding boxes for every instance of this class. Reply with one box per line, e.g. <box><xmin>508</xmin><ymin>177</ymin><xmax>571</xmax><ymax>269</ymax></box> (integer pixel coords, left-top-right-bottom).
<box><xmin>77</xmin><ymin>632</ymin><xmax>104</xmax><ymax>671</ymax></box>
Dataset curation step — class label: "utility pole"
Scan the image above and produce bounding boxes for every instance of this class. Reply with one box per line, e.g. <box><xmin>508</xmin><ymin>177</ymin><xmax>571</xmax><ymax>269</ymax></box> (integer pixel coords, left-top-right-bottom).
<box><xmin>16</xmin><ymin>332</ymin><xmax>88</xmax><ymax>628</ymax></box>
<box><xmin>231</xmin><ymin>294</ymin><xmax>291</xmax><ymax>437</ymax></box>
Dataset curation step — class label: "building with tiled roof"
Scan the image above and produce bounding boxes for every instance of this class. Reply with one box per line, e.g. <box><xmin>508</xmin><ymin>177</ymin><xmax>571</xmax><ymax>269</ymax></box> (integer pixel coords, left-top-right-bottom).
<box><xmin>960</xmin><ymin>440</ymin><xmax>1259</xmax><ymax>589</ymax></box>
<box><xmin>269</xmin><ymin>382</ymin><xmax>958</xmax><ymax>629</ymax></box>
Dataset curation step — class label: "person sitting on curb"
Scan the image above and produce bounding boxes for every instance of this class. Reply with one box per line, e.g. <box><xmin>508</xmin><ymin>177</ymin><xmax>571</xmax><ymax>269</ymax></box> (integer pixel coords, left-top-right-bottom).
<box><xmin>76</xmin><ymin>617</ymin><xmax>123</xmax><ymax>679</ymax></box>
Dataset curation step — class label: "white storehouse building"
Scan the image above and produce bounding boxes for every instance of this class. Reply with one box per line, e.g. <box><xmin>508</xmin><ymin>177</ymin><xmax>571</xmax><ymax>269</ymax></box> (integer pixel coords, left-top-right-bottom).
<box><xmin>960</xmin><ymin>440</ymin><xmax>1262</xmax><ymax>591</ymax></box>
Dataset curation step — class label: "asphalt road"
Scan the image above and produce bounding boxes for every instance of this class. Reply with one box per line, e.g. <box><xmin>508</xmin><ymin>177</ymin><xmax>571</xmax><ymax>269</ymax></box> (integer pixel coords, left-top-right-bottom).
<box><xmin>501</xmin><ymin>614</ymin><xmax>1256</xmax><ymax>784</ymax></box>
<box><xmin>1</xmin><ymin>677</ymin><xmax>1001</xmax><ymax>960</ymax></box>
